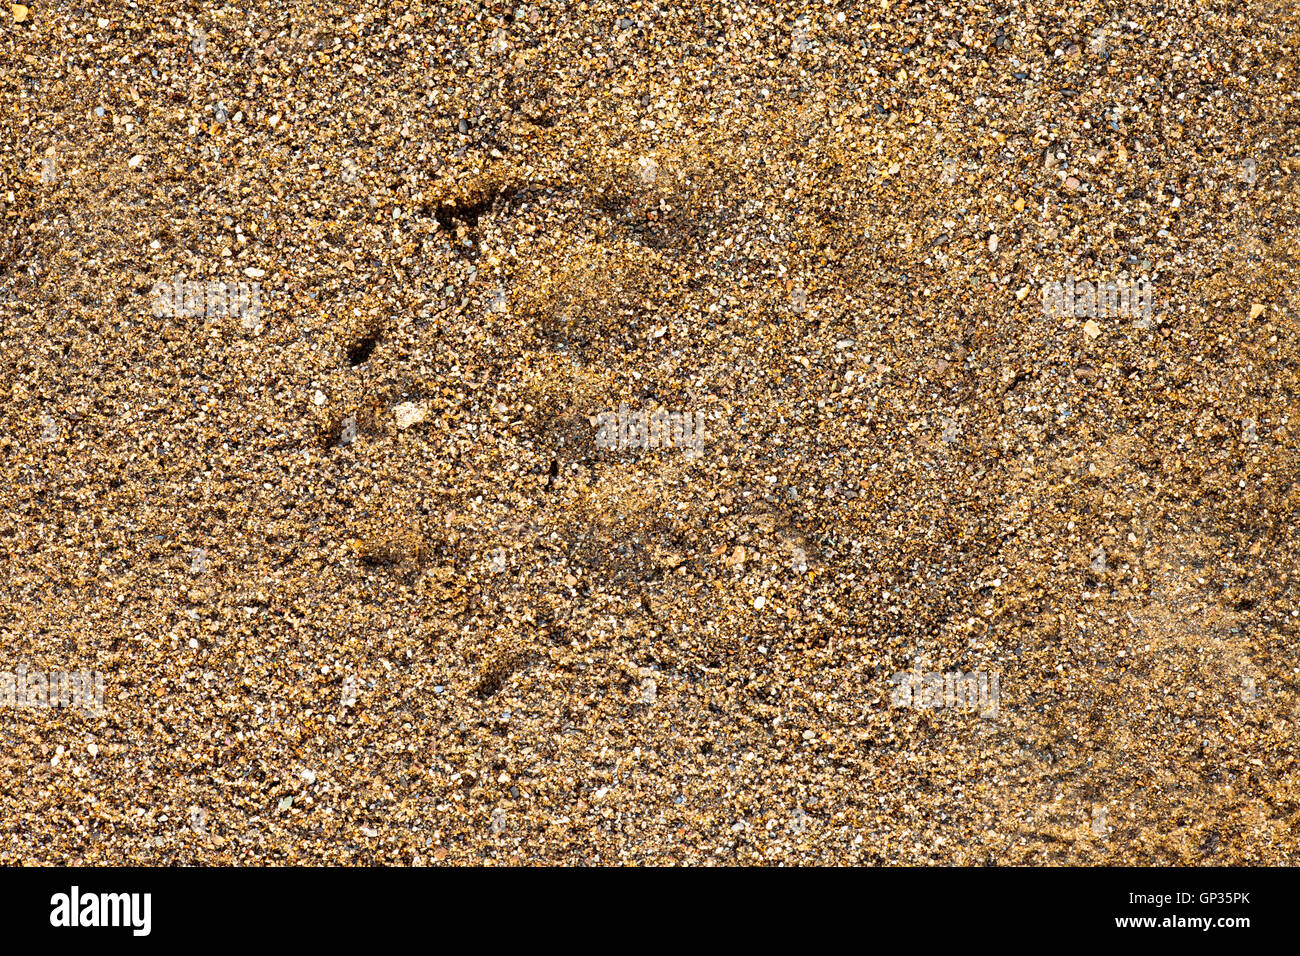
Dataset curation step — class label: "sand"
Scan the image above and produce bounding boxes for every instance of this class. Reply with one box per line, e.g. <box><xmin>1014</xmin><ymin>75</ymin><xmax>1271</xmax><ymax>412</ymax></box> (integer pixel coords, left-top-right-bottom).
<box><xmin>1</xmin><ymin>0</ymin><xmax>1297</xmax><ymax>864</ymax></box>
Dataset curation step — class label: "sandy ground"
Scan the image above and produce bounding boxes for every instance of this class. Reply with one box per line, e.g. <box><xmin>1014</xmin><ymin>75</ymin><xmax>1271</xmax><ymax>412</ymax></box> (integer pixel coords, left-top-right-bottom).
<box><xmin>1</xmin><ymin>0</ymin><xmax>1298</xmax><ymax>864</ymax></box>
